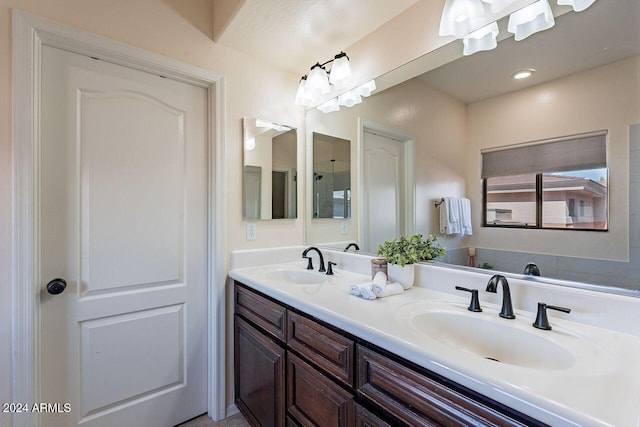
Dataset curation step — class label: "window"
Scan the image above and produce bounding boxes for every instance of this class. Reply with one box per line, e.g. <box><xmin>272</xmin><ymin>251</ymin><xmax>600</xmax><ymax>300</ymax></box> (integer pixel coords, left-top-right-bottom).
<box><xmin>482</xmin><ymin>131</ymin><xmax>608</xmax><ymax>231</ymax></box>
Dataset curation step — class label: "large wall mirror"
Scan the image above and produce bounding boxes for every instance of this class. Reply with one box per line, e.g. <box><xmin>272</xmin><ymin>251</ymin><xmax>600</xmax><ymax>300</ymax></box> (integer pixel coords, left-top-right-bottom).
<box><xmin>305</xmin><ymin>0</ymin><xmax>640</xmax><ymax>293</ymax></box>
<box><xmin>312</xmin><ymin>132</ymin><xmax>351</xmax><ymax>219</ymax></box>
<box><xmin>243</xmin><ymin>118</ymin><xmax>297</xmax><ymax>220</ymax></box>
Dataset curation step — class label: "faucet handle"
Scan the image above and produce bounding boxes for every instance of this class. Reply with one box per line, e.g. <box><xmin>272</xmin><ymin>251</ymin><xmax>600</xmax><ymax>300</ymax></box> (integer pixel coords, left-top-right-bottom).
<box><xmin>533</xmin><ymin>302</ymin><xmax>571</xmax><ymax>330</ymax></box>
<box><xmin>303</xmin><ymin>256</ymin><xmax>313</xmax><ymax>270</ymax></box>
<box><xmin>327</xmin><ymin>261</ymin><xmax>337</xmax><ymax>275</ymax></box>
<box><xmin>455</xmin><ymin>286</ymin><xmax>482</xmax><ymax>312</ymax></box>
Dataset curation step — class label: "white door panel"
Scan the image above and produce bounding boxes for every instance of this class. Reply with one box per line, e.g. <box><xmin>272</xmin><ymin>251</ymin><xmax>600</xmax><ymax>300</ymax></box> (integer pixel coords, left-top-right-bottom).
<box><xmin>40</xmin><ymin>45</ymin><xmax>207</xmax><ymax>427</ymax></box>
<box><xmin>362</xmin><ymin>131</ymin><xmax>406</xmax><ymax>253</ymax></box>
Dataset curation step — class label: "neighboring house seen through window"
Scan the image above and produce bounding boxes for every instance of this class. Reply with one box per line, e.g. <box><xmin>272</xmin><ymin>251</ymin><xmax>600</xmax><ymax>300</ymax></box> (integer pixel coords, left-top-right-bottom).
<box><xmin>482</xmin><ymin>131</ymin><xmax>608</xmax><ymax>231</ymax></box>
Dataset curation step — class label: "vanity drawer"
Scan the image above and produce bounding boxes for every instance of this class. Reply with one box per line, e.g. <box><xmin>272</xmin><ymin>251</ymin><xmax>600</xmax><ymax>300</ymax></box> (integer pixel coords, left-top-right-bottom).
<box><xmin>356</xmin><ymin>345</ymin><xmax>529</xmax><ymax>427</ymax></box>
<box><xmin>287</xmin><ymin>311</ymin><xmax>355</xmax><ymax>387</ymax></box>
<box><xmin>234</xmin><ymin>282</ymin><xmax>287</xmax><ymax>342</ymax></box>
<box><xmin>355</xmin><ymin>404</ymin><xmax>392</xmax><ymax>427</ymax></box>
<box><xmin>287</xmin><ymin>352</ymin><xmax>355</xmax><ymax>426</ymax></box>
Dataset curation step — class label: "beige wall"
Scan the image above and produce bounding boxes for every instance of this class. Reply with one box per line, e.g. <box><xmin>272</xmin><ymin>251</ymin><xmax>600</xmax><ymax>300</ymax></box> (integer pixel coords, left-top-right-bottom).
<box><xmin>0</xmin><ymin>0</ymin><xmax>303</xmax><ymax>421</ymax></box>
<box><xmin>306</xmin><ymin>77</ymin><xmax>468</xmax><ymax>250</ymax></box>
<box><xmin>467</xmin><ymin>56</ymin><xmax>640</xmax><ymax>261</ymax></box>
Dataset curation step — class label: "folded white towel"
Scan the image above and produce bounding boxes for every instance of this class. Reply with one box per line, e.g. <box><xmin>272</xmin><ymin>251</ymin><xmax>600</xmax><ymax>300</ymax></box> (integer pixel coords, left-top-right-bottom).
<box><xmin>440</xmin><ymin>197</ymin><xmax>462</xmax><ymax>235</ymax></box>
<box><xmin>372</xmin><ymin>282</ymin><xmax>404</xmax><ymax>297</ymax></box>
<box><xmin>349</xmin><ymin>284</ymin><xmax>361</xmax><ymax>296</ymax></box>
<box><xmin>358</xmin><ymin>282</ymin><xmax>377</xmax><ymax>300</ymax></box>
<box><xmin>373</xmin><ymin>271</ymin><xmax>387</xmax><ymax>286</ymax></box>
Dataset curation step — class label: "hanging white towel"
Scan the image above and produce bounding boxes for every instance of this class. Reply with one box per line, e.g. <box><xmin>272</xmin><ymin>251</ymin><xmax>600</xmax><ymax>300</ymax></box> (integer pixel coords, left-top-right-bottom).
<box><xmin>440</xmin><ymin>197</ymin><xmax>461</xmax><ymax>235</ymax></box>
<box><xmin>460</xmin><ymin>197</ymin><xmax>473</xmax><ymax>235</ymax></box>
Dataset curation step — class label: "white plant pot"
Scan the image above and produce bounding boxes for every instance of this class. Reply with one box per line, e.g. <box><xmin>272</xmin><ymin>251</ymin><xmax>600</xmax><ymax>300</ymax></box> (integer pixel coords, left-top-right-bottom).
<box><xmin>388</xmin><ymin>263</ymin><xmax>415</xmax><ymax>289</ymax></box>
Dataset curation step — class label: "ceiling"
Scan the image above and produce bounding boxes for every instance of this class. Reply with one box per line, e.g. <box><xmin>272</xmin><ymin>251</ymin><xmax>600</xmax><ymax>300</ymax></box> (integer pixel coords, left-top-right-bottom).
<box><xmin>214</xmin><ymin>0</ymin><xmax>420</xmax><ymax>75</ymax></box>
<box><xmin>419</xmin><ymin>0</ymin><xmax>640</xmax><ymax>104</ymax></box>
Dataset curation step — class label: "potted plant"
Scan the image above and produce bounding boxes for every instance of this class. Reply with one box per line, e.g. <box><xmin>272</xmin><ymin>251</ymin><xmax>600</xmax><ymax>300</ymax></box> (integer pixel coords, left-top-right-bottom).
<box><xmin>377</xmin><ymin>234</ymin><xmax>446</xmax><ymax>289</ymax></box>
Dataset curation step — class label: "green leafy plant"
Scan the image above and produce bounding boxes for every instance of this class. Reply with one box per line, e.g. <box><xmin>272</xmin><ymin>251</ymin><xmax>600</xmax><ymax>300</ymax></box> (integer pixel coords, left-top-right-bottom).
<box><xmin>477</xmin><ymin>262</ymin><xmax>494</xmax><ymax>270</ymax></box>
<box><xmin>377</xmin><ymin>234</ymin><xmax>446</xmax><ymax>267</ymax></box>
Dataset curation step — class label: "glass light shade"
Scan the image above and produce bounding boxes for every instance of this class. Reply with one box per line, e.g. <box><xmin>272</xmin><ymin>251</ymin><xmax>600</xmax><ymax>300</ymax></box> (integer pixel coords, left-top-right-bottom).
<box><xmin>481</xmin><ymin>0</ymin><xmax>518</xmax><ymax>13</ymax></box>
<box><xmin>329</xmin><ymin>53</ymin><xmax>352</xmax><ymax>88</ymax></box>
<box><xmin>439</xmin><ymin>0</ymin><xmax>486</xmax><ymax>38</ymax></box>
<box><xmin>337</xmin><ymin>91</ymin><xmax>362</xmax><ymax>108</ymax></box>
<box><xmin>306</xmin><ymin>64</ymin><xmax>330</xmax><ymax>96</ymax></box>
<box><xmin>507</xmin><ymin>0</ymin><xmax>555</xmax><ymax>42</ymax></box>
<box><xmin>317</xmin><ymin>98</ymin><xmax>340</xmax><ymax>113</ymax></box>
<box><xmin>354</xmin><ymin>80</ymin><xmax>377</xmax><ymax>97</ymax></box>
<box><xmin>294</xmin><ymin>77</ymin><xmax>314</xmax><ymax>107</ymax></box>
<box><xmin>463</xmin><ymin>21</ymin><xmax>499</xmax><ymax>55</ymax></box>
<box><xmin>557</xmin><ymin>0</ymin><xmax>597</xmax><ymax>12</ymax></box>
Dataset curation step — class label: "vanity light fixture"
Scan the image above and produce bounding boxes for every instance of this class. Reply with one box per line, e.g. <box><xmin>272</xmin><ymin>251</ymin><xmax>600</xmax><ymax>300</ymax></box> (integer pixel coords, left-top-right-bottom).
<box><xmin>315</xmin><ymin>80</ymin><xmax>377</xmax><ymax>114</ymax></box>
<box><xmin>439</xmin><ymin>0</ymin><xmax>486</xmax><ymax>38</ymax></box>
<box><xmin>512</xmin><ymin>69</ymin><xmax>535</xmax><ymax>79</ymax></box>
<box><xmin>481</xmin><ymin>0</ymin><xmax>519</xmax><ymax>13</ymax></box>
<box><xmin>317</xmin><ymin>98</ymin><xmax>340</xmax><ymax>113</ymax></box>
<box><xmin>439</xmin><ymin>0</ymin><xmax>594</xmax><ymax>57</ymax></box>
<box><xmin>294</xmin><ymin>51</ymin><xmax>352</xmax><ymax>106</ymax></box>
<box><xmin>463</xmin><ymin>21</ymin><xmax>499</xmax><ymax>55</ymax></box>
<box><xmin>557</xmin><ymin>0</ymin><xmax>597</xmax><ymax>12</ymax></box>
<box><xmin>507</xmin><ymin>0</ymin><xmax>555</xmax><ymax>41</ymax></box>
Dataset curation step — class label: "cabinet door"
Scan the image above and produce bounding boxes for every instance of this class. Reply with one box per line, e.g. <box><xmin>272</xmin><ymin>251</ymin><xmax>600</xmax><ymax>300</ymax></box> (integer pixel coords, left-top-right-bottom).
<box><xmin>287</xmin><ymin>352</ymin><xmax>354</xmax><ymax>426</ymax></box>
<box><xmin>235</xmin><ymin>316</ymin><xmax>285</xmax><ymax>427</ymax></box>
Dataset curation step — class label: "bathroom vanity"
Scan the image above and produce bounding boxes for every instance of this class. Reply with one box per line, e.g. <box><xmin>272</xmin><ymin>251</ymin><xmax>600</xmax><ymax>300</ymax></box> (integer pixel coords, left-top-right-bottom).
<box><xmin>229</xmin><ymin>247</ymin><xmax>640</xmax><ymax>427</ymax></box>
<box><xmin>234</xmin><ymin>281</ymin><xmax>540</xmax><ymax>426</ymax></box>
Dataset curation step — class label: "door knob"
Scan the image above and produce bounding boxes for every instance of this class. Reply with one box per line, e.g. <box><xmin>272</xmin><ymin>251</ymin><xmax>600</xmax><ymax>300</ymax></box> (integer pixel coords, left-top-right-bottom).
<box><xmin>46</xmin><ymin>278</ymin><xmax>67</xmax><ymax>295</ymax></box>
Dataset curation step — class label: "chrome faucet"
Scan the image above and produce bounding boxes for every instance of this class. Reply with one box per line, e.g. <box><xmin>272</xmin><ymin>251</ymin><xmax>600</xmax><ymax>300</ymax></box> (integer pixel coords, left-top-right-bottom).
<box><xmin>486</xmin><ymin>275</ymin><xmax>515</xmax><ymax>319</ymax></box>
<box><xmin>302</xmin><ymin>247</ymin><xmax>326</xmax><ymax>272</ymax></box>
<box><xmin>344</xmin><ymin>242</ymin><xmax>360</xmax><ymax>252</ymax></box>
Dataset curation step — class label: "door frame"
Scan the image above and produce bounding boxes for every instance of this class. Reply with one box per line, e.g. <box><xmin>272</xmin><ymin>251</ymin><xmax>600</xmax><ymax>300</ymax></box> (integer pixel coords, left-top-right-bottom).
<box><xmin>11</xmin><ymin>10</ymin><xmax>227</xmax><ymax>426</ymax></box>
<box><xmin>357</xmin><ymin>119</ymin><xmax>416</xmax><ymax>250</ymax></box>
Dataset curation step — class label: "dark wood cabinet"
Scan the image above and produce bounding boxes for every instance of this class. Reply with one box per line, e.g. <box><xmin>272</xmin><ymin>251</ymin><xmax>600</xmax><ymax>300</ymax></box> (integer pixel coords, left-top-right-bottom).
<box><xmin>287</xmin><ymin>352</ymin><xmax>355</xmax><ymax>426</ymax></box>
<box><xmin>234</xmin><ymin>281</ymin><xmax>544</xmax><ymax>427</ymax></box>
<box><xmin>356</xmin><ymin>345</ymin><xmax>531</xmax><ymax>427</ymax></box>
<box><xmin>354</xmin><ymin>404</ymin><xmax>391</xmax><ymax>427</ymax></box>
<box><xmin>287</xmin><ymin>311</ymin><xmax>355</xmax><ymax>388</ymax></box>
<box><xmin>234</xmin><ymin>316</ymin><xmax>286</xmax><ymax>427</ymax></box>
<box><xmin>235</xmin><ymin>284</ymin><xmax>287</xmax><ymax>341</ymax></box>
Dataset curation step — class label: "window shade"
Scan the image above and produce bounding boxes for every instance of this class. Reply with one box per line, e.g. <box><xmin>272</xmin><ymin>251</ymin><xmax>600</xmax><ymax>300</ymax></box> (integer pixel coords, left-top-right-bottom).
<box><xmin>481</xmin><ymin>131</ymin><xmax>607</xmax><ymax>179</ymax></box>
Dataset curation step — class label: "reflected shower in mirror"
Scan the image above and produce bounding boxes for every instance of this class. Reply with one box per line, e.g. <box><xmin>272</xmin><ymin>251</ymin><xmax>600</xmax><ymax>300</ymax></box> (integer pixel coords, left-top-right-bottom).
<box><xmin>312</xmin><ymin>132</ymin><xmax>351</xmax><ymax>219</ymax></box>
<box><xmin>243</xmin><ymin>118</ymin><xmax>297</xmax><ymax>220</ymax></box>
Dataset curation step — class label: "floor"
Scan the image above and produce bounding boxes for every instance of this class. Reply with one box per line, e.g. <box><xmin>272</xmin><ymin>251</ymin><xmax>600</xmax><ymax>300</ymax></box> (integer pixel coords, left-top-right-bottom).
<box><xmin>177</xmin><ymin>412</ymin><xmax>250</xmax><ymax>427</ymax></box>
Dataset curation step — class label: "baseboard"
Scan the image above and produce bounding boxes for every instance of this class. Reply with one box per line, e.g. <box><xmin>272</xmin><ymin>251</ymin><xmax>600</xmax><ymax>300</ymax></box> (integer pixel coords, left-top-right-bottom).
<box><xmin>226</xmin><ymin>403</ymin><xmax>239</xmax><ymax>418</ymax></box>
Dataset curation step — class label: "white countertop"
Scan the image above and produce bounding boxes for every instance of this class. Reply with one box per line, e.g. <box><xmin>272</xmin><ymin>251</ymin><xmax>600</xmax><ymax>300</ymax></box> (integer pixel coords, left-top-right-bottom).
<box><xmin>230</xmin><ymin>258</ymin><xmax>640</xmax><ymax>427</ymax></box>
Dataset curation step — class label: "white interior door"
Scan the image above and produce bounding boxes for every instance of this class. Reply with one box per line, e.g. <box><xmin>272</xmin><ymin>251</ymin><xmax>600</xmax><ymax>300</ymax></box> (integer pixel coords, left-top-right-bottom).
<box><xmin>362</xmin><ymin>130</ymin><xmax>406</xmax><ymax>253</ymax></box>
<box><xmin>40</xmin><ymin>45</ymin><xmax>208</xmax><ymax>427</ymax></box>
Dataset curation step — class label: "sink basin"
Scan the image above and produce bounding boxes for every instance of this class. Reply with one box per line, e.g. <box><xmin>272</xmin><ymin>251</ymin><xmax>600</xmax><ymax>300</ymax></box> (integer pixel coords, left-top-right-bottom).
<box><xmin>265</xmin><ymin>269</ymin><xmax>326</xmax><ymax>285</ymax></box>
<box><xmin>410</xmin><ymin>311</ymin><xmax>575</xmax><ymax>370</ymax></box>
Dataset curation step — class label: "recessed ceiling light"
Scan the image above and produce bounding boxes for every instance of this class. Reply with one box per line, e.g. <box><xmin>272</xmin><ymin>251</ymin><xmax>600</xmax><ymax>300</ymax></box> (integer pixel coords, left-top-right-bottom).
<box><xmin>512</xmin><ymin>69</ymin><xmax>535</xmax><ymax>80</ymax></box>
